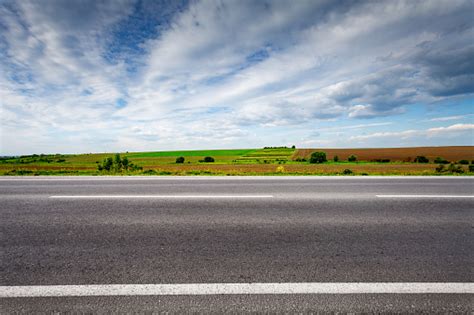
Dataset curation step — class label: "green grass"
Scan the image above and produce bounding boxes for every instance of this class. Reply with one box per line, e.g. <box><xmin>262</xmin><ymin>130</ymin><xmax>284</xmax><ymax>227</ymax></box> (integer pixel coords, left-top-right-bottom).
<box><xmin>234</xmin><ymin>148</ymin><xmax>295</xmax><ymax>163</ymax></box>
<box><xmin>127</xmin><ymin>149</ymin><xmax>256</xmax><ymax>158</ymax></box>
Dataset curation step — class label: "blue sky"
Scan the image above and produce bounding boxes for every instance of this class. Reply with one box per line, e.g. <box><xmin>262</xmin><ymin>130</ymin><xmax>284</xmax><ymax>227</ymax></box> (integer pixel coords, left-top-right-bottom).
<box><xmin>0</xmin><ymin>0</ymin><xmax>473</xmax><ymax>155</ymax></box>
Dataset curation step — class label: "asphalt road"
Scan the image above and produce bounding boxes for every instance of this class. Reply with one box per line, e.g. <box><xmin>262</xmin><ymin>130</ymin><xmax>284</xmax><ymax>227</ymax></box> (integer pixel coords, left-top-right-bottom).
<box><xmin>1</xmin><ymin>176</ymin><xmax>473</xmax><ymax>312</ymax></box>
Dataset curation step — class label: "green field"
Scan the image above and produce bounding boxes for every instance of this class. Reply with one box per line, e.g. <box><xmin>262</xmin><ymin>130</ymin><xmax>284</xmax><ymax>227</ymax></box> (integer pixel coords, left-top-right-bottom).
<box><xmin>128</xmin><ymin>149</ymin><xmax>256</xmax><ymax>158</ymax></box>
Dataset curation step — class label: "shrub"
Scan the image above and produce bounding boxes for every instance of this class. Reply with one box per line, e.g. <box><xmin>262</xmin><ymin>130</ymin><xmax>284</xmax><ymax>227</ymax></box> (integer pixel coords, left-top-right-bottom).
<box><xmin>469</xmin><ymin>165</ymin><xmax>474</xmax><ymax>172</ymax></box>
<box><xmin>372</xmin><ymin>159</ymin><xmax>390</xmax><ymax>163</ymax></box>
<box><xmin>98</xmin><ymin>154</ymin><xmax>140</xmax><ymax>173</ymax></box>
<box><xmin>458</xmin><ymin>160</ymin><xmax>469</xmax><ymax>165</ymax></box>
<box><xmin>142</xmin><ymin>169</ymin><xmax>158</xmax><ymax>175</ymax></box>
<box><xmin>348</xmin><ymin>155</ymin><xmax>357</xmax><ymax>162</ymax></box>
<box><xmin>342</xmin><ymin>169</ymin><xmax>353</xmax><ymax>175</ymax></box>
<box><xmin>203</xmin><ymin>156</ymin><xmax>215</xmax><ymax>163</ymax></box>
<box><xmin>333</xmin><ymin>155</ymin><xmax>339</xmax><ymax>162</ymax></box>
<box><xmin>447</xmin><ymin>163</ymin><xmax>464</xmax><ymax>174</ymax></box>
<box><xmin>309</xmin><ymin>151</ymin><xmax>327</xmax><ymax>164</ymax></box>
<box><xmin>291</xmin><ymin>145</ymin><xmax>296</xmax><ymax>149</ymax></box>
<box><xmin>175</xmin><ymin>156</ymin><xmax>185</xmax><ymax>163</ymax></box>
<box><xmin>434</xmin><ymin>157</ymin><xmax>449</xmax><ymax>164</ymax></box>
<box><xmin>414</xmin><ymin>156</ymin><xmax>429</xmax><ymax>163</ymax></box>
<box><xmin>122</xmin><ymin>157</ymin><xmax>129</xmax><ymax>170</ymax></box>
<box><xmin>102</xmin><ymin>157</ymin><xmax>113</xmax><ymax>171</ymax></box>
<box><xmin>435</xmin><ymin>164</ymin><xmax>445</xmax><ymax>173</ymax></box>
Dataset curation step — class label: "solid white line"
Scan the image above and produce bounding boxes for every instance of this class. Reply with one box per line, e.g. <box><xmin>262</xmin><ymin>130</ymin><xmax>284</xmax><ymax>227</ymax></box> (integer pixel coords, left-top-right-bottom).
<box><xmin>1</xmin><ymin>283</ymin><xmax>472</xmax><ymax>297</ymax></box>
<box><xmin>376</xmin><ymin>195</ymin><xmax>474</xmax><ymax>198</ymax></box>
<box><xmin>49</xmin><ymin>195</ymin><xmax>274</xmax><ymax>199</ymax></box>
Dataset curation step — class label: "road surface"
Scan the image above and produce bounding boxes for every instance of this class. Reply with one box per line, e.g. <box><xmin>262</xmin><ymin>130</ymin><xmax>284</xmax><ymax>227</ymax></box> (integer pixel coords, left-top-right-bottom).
<box><xmin>1</xmin><ymin>176</ymin><xmax>473</xmax><ymax>312</ymax></box>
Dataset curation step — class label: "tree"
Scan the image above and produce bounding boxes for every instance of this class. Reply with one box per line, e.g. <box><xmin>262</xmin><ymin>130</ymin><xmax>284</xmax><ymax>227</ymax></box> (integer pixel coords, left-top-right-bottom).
<box><xmin>434</xmin><ymin>157</ymin><xmax>449</xmax><ymax>164</ymax></box>
<box><xmin>203</xmin><ymin>156</ymin><xmax>215</xmax><ymax>162</ymax></box>
<box><xmin>122</xmin><ymin>157</ymin><xmax>129</xmax><ymax>170</ymax></box>
<box><xmin>348</xmin><ymin>155</ymin><xmax>357</xmax><ymax>162</ymax></box>
<box><xmin>113</xmin><ymin>154</ymin><xmax>123</xmax><ymax>172</ymax></box>
<box><xmin>103</xmin><ymin>157</ymin><xmax>113</xmax><ymax>171</ymax></box>
<box><xmin>333</xmin><ymin>155</ymin><xmax>339</xmax><ymax>162</ymax></box>
<box><xmin>291</xmin><ymin>145</ymin><xmax>296</xmax><ymax>149</ymax></box>
<box><xmin>309</xmin><ymin>151</ymin><xmax>327</xmax><ymax>164</ymax></box>
<box><xmin>176</xmin><ymin>156</ymin><xmax>185</xmax><ymax>163</ymax></box>
<box><xmin>414</xmin><ymin>156</ymin><xmax>429</xmax><ymax>163</ymax></box>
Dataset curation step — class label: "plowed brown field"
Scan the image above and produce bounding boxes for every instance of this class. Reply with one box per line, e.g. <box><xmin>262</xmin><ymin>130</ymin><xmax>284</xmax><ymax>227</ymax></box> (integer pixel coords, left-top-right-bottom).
<box><xmin>293</xmin><ymin>146</ymin><xmax>474</xmax><ymax>162</ymax></box>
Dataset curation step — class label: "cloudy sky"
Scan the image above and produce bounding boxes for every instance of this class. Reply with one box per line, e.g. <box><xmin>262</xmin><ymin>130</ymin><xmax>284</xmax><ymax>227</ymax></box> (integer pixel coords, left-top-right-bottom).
<box><xmin>1</xmin><ymin>0</ymin><xmax>473</xmax><ymax>155</ymax></box>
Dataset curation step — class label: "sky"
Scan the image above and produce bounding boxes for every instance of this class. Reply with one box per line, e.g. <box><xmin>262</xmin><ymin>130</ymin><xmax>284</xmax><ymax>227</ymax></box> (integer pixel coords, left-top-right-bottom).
<box><xmin>0</xmin><ymin>0</ymin><xmax>473</xmax><ymax>155</ymax></box>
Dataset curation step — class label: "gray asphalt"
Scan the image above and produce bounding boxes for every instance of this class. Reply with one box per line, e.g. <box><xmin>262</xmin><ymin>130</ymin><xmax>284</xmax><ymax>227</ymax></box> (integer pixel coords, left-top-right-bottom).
<box><xmin>1</xmin><ymin>176</ymin><xmax>473</xmax><ymax>312</ymax></box>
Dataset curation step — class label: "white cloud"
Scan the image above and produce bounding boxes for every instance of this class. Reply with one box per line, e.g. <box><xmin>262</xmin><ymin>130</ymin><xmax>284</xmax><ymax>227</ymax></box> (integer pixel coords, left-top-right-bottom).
<box><xmin>1</xmin><ymin>0</ymin><xmax>473</xmax><ymax>154</ymax></box>
<box><xmin>428</xmin><ymin>115</ymin><xmax>472</xmax><ymax>121</ymax></box>
<box><xmin>349</xmin><ymin>123</ymin><xmax>474</xmax><ymax>141</ymax></box>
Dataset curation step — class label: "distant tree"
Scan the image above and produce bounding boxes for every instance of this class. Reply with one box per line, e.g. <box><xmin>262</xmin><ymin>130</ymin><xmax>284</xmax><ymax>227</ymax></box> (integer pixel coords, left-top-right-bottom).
<box><xmin>203</xmin><ymin>156</ymin><xmax>215</xmax><ymax>163</ymax></box>
<box><xmin>348</xmin><ymin>155</ymin><xmax>357</xmax><ymax>162</ymax></box>
<box><xmin>434</xmin><ymin>157</ymin><xmax>449</xmax><ymax>164</ymax></box>
<box><xmin>458</xmin><ymin>160</ymin><xmax>469</xmax><ymax>165</ymax></box>
<box><xmin>333</xmin><ymin>155</ymin><xmax>339</xmax><ymax>162</ymax></box>
<box><xmin>291</xmin><ymin>145</ymin><xmax>296</xmax><ymax>149</ymax></box>
<box><xmin>176</xmin><ymin>156</ymin><xmax>185</xmax><ymax>163</ymax></box>
<box><xmin>309</xmin><ymin>151</ymin><xmax>327</xmax><ymax>164</ymax></box>
<box><xmin>414</xmin><ymin>156</ymin><xmax>429</xmax><ymax>163</ymax></box>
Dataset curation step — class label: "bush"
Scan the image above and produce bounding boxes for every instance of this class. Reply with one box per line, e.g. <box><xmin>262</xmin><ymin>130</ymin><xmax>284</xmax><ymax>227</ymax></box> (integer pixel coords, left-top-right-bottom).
<box><xmin>469</xmin><ymin>165</ymin><xmax>474</xmax><ymax>172</ymax></box>
<box><xmin>122</xmin><ymin>157</ymin><xmax>129</xmax><ymax>170</ymax></box>
<box><xmin>447</xmin><ymin>163</ymin><xmax>464</xmax><ymax>174</ymax></box>
<box><xmin>414</xmin><ymin>156</ymin><xmax>429</xmax><ymax>163</ymax></box>
<box><xmin>175</xmin><ymin>156</ymin><xmax>185</xmax><ymax>163</ymax></box>
<box><xmin>309</xmin><ymin>151</ymin><xmax>327</xmax><ymax>164</ymax></box>
<box><xmin>333</xmin><ymin>155</ymin><xmax>339</xmax><ymax>162</ymax></box>
<box><xmin>202</xmin><ymin>156</ymin><xmax>215</xmax><ymax>163</ymax></box>
<box><xmin>291</xmin><ymin>145</ymin><xmax>296</xmax><ymax>149</ymax></box>
<box><xmin>98</xmin><ymin>154</ymin><xmax>141</xmax><ymax>173</ymax></box>
<box><xmin>348</xmin><ymin>155</ymin><xmax>357</xmax><ymax>162</ymax></box>
<box><xmin>458</xmin><ymin>160</ymin><xmax>469</xmax><ymax>165</ymax></box>
<box><xmin>436</xmin><ymin>163</ymin><xmax>464</xmax><ymax>174</ymax></box>
<box><xmin>372</xmin><ymin>159</ymin><xmax>390</xmax><ymax>163</ymax></box>
<box><xmin>434</xmin><ymin>157</ymin><xmax>449</xmax><ymax>164</ymax></box>
<box><xmin>435</xmin><ymin>164</ymin><xmax>445</xmax><ymax>173</ymax></box>
<box><xmin>142</xmin><ymin>169</ymin><xmax>158</xmax><ymax>175</ymax></box>
<box><xmin>342</xmin><ymin>169</ymin><xmax>353</xmax><ymax>175</ymax></box>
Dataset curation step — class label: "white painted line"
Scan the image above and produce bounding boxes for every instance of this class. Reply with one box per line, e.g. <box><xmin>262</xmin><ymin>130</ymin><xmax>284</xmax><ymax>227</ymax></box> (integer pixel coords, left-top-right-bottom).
<box><xmin>1</xmin><ymin>283</ymin><xmax>472</xmax><ymax>297</ymax></box>
<box><xmin>376</xmin><ymin>195</ymin><xmax>474</xmax><ymax>198</ymax></box>
<box><xmin>49</xmin><ymin>195</ymin><xmax>274</xmax><ymax>199</ymax></box>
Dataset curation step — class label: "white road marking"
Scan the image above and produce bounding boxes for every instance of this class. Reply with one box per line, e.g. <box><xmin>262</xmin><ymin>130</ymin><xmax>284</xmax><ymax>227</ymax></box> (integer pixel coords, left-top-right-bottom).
<box><xmin>1</xmin><ymin>283</ymin><xmax>472</xmax><ymax>297</ymax></box>
<box><xmin>49</xmin><ymin>195</ymin><xmax>274</xmax><ymax>199</ymax></box>
<box><xmin>1</xmin><ymin>175</ymin><xmax>473</xmax><ymax>181</ymax></box>
<box><xmin>376</xmin><ymin>195</ymin><xmax>474</xmax><ymax>198</ymax></box>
